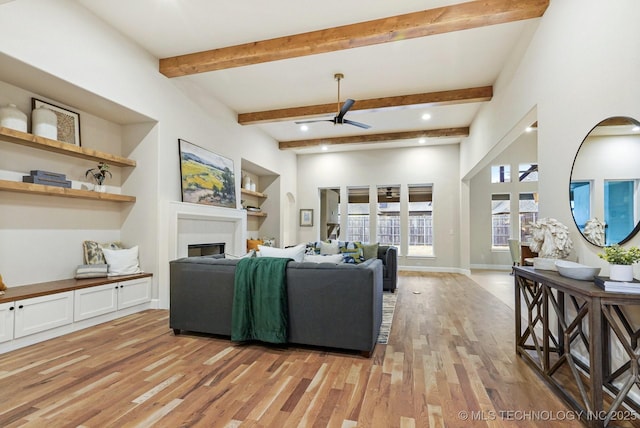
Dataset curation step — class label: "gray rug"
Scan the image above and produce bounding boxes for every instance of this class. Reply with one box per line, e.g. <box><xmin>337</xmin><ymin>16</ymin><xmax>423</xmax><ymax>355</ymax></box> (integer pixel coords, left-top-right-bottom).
<box><xmin>377</xmin><ymin>292</ymin><xmax>397</xmax><ymax>344</ymax></box>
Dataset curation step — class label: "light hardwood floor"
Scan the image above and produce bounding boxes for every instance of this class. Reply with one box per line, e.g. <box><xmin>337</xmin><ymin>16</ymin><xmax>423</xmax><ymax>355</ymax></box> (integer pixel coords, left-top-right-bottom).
<box><xmin>0</xmin><ymin>272</ymin><xmax>586</xmax><ymax>427</ymax></box>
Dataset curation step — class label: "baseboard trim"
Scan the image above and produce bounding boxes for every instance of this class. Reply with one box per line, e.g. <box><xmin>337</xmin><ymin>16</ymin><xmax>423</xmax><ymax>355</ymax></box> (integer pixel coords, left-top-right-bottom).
<box><xmin>399</xmin><ymin>266</ymin><xmax>471</xmax><ymax>275</ymax></box>
<box><xmin>470</xmin><ymin>264</ymin><xmax>512</xmax><ymax>271</ymax></box>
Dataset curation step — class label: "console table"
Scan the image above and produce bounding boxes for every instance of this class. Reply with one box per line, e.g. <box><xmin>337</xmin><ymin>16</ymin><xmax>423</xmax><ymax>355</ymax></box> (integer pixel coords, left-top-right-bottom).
<box><xmin>514</xmin><ymin>266</ymin><xmax>640</xmax><ymax>427</ymax></box>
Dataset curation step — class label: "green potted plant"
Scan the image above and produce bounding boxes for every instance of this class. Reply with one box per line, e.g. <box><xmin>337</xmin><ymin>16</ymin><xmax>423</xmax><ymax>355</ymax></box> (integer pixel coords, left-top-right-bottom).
<box><xmin>598</xmin><ymin>244</ymin><xmax>640</xmax><ymax>281</ymax></box>
<box><xmin>85</xmin><ymin>162</ymin><xmax>112</xmax><ymax>192</ymax></box>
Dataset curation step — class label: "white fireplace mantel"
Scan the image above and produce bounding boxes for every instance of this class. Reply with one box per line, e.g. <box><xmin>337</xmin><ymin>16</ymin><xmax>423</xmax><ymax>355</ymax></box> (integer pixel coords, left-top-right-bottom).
<box><xmin>168</xmin><ymin>201</ymin><xmax>247</xmax><ymax>260</ymax></box>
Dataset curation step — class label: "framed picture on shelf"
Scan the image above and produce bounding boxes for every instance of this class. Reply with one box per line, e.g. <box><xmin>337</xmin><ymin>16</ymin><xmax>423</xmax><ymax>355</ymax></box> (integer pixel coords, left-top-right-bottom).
<box><xmin>32</xmin><ymin>98</ymin><xmax>81</xmax><ymax>146</ymax></box>
<box><xmin>300</xmin><ymin>209</ymin><xmax>313</xmax><ymax>227</ymax></box>
<box><xmin>178</xmin><ymin>138</ymin><xmax>236</xmax><ymax>208</ymax></box>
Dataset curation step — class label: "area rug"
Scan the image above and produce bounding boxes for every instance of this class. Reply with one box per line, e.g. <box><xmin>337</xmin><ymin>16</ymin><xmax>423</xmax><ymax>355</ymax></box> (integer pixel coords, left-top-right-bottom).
<box><xmin>377</xmin><ymin>292</ymin><xmax>397</xmax><ymax>344</ymax></box>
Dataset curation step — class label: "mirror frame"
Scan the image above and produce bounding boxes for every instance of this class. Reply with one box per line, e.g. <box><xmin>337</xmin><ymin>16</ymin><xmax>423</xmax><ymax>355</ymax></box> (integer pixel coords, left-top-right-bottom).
<box><xmin>569</xmin><ymin>116</ymin><xmax>640</xmax><ymax>247</ymax></box>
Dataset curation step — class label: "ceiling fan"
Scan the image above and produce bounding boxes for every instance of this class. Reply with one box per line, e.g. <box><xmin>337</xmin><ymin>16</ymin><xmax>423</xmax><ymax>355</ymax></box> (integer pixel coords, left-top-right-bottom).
<box><xmin>295</xmin><ymin>73</ymin><xmax>371</xmax><ymax>129</ymax></box>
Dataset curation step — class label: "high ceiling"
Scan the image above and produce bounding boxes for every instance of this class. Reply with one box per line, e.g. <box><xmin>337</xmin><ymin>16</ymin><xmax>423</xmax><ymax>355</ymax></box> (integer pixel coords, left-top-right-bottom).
<box><xmin>76</xmin><ymin>0</ymin><xmax>547</xmax><ymax>154</ymax></box>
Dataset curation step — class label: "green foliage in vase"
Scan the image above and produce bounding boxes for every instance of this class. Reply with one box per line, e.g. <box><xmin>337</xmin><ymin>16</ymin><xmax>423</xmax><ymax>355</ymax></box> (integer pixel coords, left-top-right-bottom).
<box><xmin>598</xmin><ymin>244</ymin><xmax>640</xmax><ymax>265</ymax></box>
<box><xmin>85</xmin><ymin>162</ymin><xmax>112</xmax><ymax>185</ymax></box>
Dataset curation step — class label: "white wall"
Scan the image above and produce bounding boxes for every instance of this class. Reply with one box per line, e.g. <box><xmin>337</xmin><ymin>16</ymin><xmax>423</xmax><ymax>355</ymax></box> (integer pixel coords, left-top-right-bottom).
<box><xmin>460</xmin><ymin>0</ymin><xmax>640</xmax><ymax>276</ymax></box>
<box><xmin>469</xmin><ymin>131</ymin><xmax>538</xmax><ymax>268</ymax></box>
<box><xmin>0</xmin><ymin>0</ymin><xmax>297</xmax><ymax>307</ymax></box>
<box><xmin>297</xmin><ymin>144</ymin><xmax>461</xmax><ymax>271</ymax></box>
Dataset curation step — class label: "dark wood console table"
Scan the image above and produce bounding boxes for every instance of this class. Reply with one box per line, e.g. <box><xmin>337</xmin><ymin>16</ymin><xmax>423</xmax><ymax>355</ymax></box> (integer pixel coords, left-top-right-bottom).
<box><xmin>514</xmin><ymin>266</ymin><xmax>640</xmax><ymax>427</ymax></box>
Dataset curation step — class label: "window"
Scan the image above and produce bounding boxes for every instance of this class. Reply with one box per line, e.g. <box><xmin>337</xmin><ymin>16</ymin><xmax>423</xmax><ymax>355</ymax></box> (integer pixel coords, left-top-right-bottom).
<box><xmin>519</xmin><ymin>192</ymin><xmax>538</xmax><ymax>243</ymax></box>
<box><xmin>604</xmin><ymin>180</ymin><xmax>639</xmax><ymax>245</ymax></box>
<box><xmin>492</xmin><ymin>194</ymin><xmax>511</xmax><ymax>248</ymax></box>
<box><xmin>491</xmin><ymin>165</ymin><xmax>511</xmax><ymax>183</ymax></box>
<box><xmin>570</xmin><ymin>181</ymin><xmax>591</xmax><ymax>234</ymax></box>
<box><xmin>518</xmin><ymin>163</ymin><xmax>538</xmax><ymax>182</ymax></box>
<box><xmin>408</xmin><ymin>184</ymin><xmax>433</xmax><ymax>256</ymax></box>
<box><xmin>346</xmin><ymin>187</ymin><xmax>369</xmax><ymax>243</ymax></box>
<box><xmin>376</xmin><ymin>186</ymin><xmax>400</xmax><ymax>246</ymax></box>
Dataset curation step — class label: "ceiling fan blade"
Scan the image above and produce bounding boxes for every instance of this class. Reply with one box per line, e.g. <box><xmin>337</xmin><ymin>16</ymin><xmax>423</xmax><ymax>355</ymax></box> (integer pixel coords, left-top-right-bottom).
<box><xmin>295</xmin><ymin>119</ymin><xmax>334</xmax><ymax>124</ymax></box>
<box><xmin>343</xmin><ymin>119</ymin><xmax>371</xmax><ymax>129</ymax></box>
<box><xmin>336</xmin><ymin>98</ymin><xmax>355</xmax><ymax>120</ymax></box>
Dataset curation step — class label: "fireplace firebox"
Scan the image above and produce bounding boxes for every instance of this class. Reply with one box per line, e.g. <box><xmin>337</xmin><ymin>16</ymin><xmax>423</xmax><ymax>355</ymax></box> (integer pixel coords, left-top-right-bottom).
<box><xmin>188</xmin><ymin>242</ymin><xmax>225</xmax><ymax>257</ymax></box>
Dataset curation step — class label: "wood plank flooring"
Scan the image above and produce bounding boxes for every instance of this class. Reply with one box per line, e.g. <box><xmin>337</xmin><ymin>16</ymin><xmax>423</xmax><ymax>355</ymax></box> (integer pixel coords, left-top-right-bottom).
<box><xmin>0</xmin><ymin>272</ymin><xmax>591</xmax><ymax>427</ymax></box>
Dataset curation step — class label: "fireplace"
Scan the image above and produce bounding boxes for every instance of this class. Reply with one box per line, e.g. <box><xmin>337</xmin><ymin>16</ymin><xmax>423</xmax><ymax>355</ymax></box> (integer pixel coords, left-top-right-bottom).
<box><xmin>188</xmin><ymin>242</ymin><xmax>225</xmax><ymax>257</ymax></box>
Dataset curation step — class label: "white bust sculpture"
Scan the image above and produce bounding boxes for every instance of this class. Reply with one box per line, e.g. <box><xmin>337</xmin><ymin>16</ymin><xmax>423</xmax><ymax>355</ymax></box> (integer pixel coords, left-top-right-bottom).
<box><xmin>529</xmin><ymin>217</ymin><xmax>573</xmax><ymax>259</ymax></box>
<box><xmin>583</xmin><ymin>217</ymin><xmax>606</xmax><ymax>246</ymax></box>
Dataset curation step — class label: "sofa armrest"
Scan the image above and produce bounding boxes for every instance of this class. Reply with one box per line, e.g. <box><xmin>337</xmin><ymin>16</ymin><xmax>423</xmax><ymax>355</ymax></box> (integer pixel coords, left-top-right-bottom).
<box><xmin>377</xmin><ymin>245</ymin><xmax>398</xmax><ymax>291</ymax></box>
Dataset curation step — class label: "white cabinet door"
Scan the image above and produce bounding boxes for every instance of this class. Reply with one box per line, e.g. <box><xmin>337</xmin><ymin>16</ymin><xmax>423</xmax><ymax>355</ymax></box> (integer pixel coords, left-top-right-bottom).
<box><xmin>117</xmin><ymin>277</ymin><xmax>151</xmax><ymax>310</ymax></box>
<box><xmin>0</xmin><ymin>301</ymin><xmax>15</xmax><ymax>343</ymax></box>
<box><xmin>74</xmin><ymin>283</ymin><xmax>118</xmax><ymax>322</ymax></box>
<box><xmin>14</xmin><ymin>291</ymin><xmax>74</xmax><ymax>339</ymax></box>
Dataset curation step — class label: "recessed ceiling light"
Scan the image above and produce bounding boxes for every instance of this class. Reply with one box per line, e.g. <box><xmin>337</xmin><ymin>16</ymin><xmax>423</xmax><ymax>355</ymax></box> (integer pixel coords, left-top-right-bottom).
<box><xmin>321</xmin><ymin>145</ymin><xmax>328</xmax><ymax>151</ymax></box>
<box><xmin>633</xmin><ymin>126</ymin><xmax>640</xmax><ymax>132</ymax></box>
<box><xmin>525</xmin><ymin>126</ymin><xmax>534</xmax><ymax>133</ymax></box>
<box><xmin>300</xmin><ymin>125</ymin><xmax>309</xmax><ymax>132</ymax></box>
<box><xmin>418</xmin><ymin>138</ymin><xmax>426</xmax><ymax>144</ymax></box>
<box><xmin>421</xmin><ymin>113</ymin><xmax>431</xmax><ymax>121</ymax></box>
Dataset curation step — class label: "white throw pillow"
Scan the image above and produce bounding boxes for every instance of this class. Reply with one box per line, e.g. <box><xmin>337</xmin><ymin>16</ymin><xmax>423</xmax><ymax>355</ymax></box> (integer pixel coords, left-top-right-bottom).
<box><xmin>320</xmin><ymin>241</ymin><xmax>339</xmax><ymax>255</ymax></box>
<box><xmin>102</xmin><ymin>246</ymin><xmax>142</xmax><ymax>276</ymax></box>
<box><xmin>303</xmin><ymin>254</ymin><xmax>343</xmax><ymax>263</ymax></box>
<box><xmin>257</xmin><ymin>243</ymin><xmax>305</xmax><ymax>262</ymax></box>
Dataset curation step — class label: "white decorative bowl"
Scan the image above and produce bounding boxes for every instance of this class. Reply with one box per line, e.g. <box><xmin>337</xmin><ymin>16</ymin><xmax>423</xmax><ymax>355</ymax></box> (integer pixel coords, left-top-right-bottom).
<box><xmin>555</xmin><ymin>260</ymin><xmax>601</xmax><ymax>281</ymax></box>
<box><xmin>533</xmin><ymin>257</ymin><xmax>558</xmax><ymax>271</ymax></box>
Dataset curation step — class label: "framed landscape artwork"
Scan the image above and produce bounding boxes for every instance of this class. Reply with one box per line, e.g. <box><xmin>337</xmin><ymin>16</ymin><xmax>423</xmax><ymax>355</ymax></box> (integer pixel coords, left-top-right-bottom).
<box><xmin>178</xmin><ymin>139</ymin><xmax>236</xmax><ymax>208</ymax></box>
<box><xmin>300</xmin><ymin>209</ymin><xmax>313</xmax><ymax>227</ymax></box>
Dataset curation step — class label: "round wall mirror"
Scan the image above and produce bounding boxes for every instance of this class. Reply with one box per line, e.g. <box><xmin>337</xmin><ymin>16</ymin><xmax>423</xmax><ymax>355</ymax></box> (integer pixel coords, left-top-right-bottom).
<box><xmin>570</xmin><ymin>116</ymin><xmax>640</xmax><ymax>246</ymax></box>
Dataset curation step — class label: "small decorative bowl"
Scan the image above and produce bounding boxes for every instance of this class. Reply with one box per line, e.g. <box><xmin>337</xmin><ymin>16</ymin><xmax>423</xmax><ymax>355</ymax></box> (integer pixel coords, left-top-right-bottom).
<box><xmin>555</xmin><ymin>260</ymin><xmax>601</xmax><ymax>281</ymax></box>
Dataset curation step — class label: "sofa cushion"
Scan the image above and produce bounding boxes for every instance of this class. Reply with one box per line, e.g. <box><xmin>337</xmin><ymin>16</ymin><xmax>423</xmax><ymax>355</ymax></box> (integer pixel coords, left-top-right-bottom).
<box><xmin>303</xmin><ymin>254</ymin><xmax>343</xmax><ymax>263</ymax></box>
<box><xmin>257</xmin><ymin>243</ymin><xmax>306</xmax><ymax>262</ymax></box>
<box><xmin>338</xmin><ymin>241</ymin><xmax>365</xmax><ymax>264</ymax></box>
<box><xmin>320</xmin><ymin>241</ymin><xmax>339</xmax><ymax>255</ymax></box>
<box><xmin>362</xmin><ymin>243</ymin><xmax>379</xmax><ymax>260</ymax></box>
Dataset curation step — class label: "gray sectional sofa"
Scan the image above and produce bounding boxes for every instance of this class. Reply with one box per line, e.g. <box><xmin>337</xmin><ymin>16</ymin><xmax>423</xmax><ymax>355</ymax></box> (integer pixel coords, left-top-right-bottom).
<box><xmin>377</xmin><ymin>245</ymin><xmax>398</xmax><ymax>292</ymax></box>
<box><xmin>169</xmin><ymin>255</ymin><xmax>383</xmax><ymax>355</ymax></box>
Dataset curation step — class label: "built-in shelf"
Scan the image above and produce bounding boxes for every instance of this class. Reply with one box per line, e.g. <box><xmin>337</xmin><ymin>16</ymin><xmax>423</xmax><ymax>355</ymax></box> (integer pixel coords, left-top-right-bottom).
<box><xmin>0</xmin><ymin>273</ymin><xmax>152</xmax><ymax>304</ymax></box>
<box><xmin>0</xmin><ymin>126</ymin><xmax>136</xmax><ymax>167</ymax></box>
<box><xmin>240</xmin><ymin>188</ymin><xmax>267</xmax><ymax>198</ymax></box>
<box><xmin>246</xmin><ymin>210</ymin><xmax>267</xmax><ymax>217</ymax></box>
<box><xmin>0</xmin><ymin>179</ymin><xmax>136</xmax><ymax>202</ymax></box>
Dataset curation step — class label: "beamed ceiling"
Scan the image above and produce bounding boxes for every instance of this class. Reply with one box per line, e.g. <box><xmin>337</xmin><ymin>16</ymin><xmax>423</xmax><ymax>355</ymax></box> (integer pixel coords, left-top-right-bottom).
<box><xmin>78</xmin><ymin>0</ymin><xmax>549</xmax><ymax>153</ymax></box>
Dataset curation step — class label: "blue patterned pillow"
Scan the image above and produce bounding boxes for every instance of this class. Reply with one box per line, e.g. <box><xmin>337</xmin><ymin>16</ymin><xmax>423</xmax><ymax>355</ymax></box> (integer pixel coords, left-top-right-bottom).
<box><xmin>338</xmin><ymin>241</ymin><xmax>364</xmax><ymax>264</ymax></box>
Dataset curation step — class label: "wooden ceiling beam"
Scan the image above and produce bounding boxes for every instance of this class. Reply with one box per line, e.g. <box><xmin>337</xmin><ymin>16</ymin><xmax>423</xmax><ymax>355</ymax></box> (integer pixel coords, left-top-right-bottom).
<box><xmin>159</xmin><ymin>0</ymin><xmax>549</xmax><ymax>77</ymax></box>
<box><xmin>279</xmin><ymin>127</ymin><xmax>469</xmax><ymax>150</ymax></box>
<box><xmin>238</xmin><ymin>86</ymin><xmax>492</xmax><ymax>125</ymax></box>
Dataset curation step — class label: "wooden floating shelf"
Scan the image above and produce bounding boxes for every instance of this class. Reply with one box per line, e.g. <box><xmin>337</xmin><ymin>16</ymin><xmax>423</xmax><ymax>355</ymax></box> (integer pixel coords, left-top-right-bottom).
<box><xmin>240</xmin><ymin>188</ymin><xmax>267</xmax><ymax>198</ymax></box>
<box><xmin>0</xmin><ymin>179</ymin><xmax>136</xmax><ymax>202</ymax></box>
<box><xmin>246</xmin><ymin>211</ymin><xmax>267</xmax><ymax>217</ymax></box>
<box><xmin>0</xmin><ymin>127</ymin><xmax>136</xmax><ymax>167</ymax></box>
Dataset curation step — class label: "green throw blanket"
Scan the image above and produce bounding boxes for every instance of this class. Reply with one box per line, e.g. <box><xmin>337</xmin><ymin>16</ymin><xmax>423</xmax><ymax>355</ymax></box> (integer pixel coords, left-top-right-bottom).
<box><xmin>231</xmin><ymin>257</ymin><xmax>291</xmax><ymax>344</ymax></box>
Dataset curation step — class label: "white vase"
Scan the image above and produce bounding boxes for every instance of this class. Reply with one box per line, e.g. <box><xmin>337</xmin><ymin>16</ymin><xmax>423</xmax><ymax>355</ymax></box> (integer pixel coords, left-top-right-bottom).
<box><xmin>32</xmin><ymin>105</ymin><xmax>57</xmax><ymax>139</ymax></box>
<box><xmin>0</xmin><ymin>103</ymin><xmax>27</xmax><ymax>132</ymax></box>
<box><xmin>609</xmin><ymin>264</ymin><xmax>634</xmax><ymax>282</ymax></box>
<box><xmin>243</xmin><ymin>176</ymin><xmax>252</xmax><ymax>190</ymax></box>
<box><xmin>93</xmin><ymin>184</ymin><xmax>106</xmax><ymax>193</ymax></box>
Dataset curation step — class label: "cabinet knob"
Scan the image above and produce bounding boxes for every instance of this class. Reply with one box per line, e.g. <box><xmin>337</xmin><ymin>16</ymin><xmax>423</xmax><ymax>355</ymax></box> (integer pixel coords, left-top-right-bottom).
<box><xmin>9</xmin><ymin>306</ymin><xmax>14</xmax><ymax>311</ymax></box>
<box><xmin>120</xmin><ymin>285</ymin><xmax>124</xmax><ymax>289</ymax></box>
<box><xmin>18</xmin><ymin>305</ymin><xmax>23</xmax><ymax>309</ymax></box>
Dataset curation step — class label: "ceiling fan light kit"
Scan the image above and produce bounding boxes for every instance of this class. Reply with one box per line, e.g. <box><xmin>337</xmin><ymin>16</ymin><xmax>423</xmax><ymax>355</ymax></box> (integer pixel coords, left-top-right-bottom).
<box><xmin>295</xmin><ymin>73</ymin><xmax>371</xmax><ymax>129</ymax></box>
